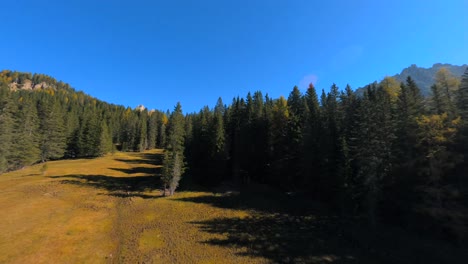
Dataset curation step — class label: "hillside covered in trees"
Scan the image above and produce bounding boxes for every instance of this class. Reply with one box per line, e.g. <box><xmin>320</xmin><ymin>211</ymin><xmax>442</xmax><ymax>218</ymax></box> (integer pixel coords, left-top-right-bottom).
<box><xmin>1</xmin><ymin>65</ymin><xmax>468</xmax><ymax>244</ymax></box>
<box><xmin>0</xmin><ymin>70</ymin><xmax>170</xmax><ymax>172</ymax></box>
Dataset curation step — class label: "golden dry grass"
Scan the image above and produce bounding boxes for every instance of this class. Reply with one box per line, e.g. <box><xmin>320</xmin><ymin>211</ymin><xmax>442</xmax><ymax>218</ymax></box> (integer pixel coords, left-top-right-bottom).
<box><xmin>0</xmin><ymin>150</ymin><xmax>266</xmax><ymax>264</ymax></box>
<box><xmin>2</xmin><ymin>150</ymin><xmax>466</xmax><ymax>264</ymax></box>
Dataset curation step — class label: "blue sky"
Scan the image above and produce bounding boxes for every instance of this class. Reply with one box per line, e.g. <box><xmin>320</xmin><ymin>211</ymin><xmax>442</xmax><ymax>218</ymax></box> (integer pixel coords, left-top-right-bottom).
<box><xmin>1</xmin><ymin>0</ymin><xmax>467</xmax><ymax>113</ymax></box>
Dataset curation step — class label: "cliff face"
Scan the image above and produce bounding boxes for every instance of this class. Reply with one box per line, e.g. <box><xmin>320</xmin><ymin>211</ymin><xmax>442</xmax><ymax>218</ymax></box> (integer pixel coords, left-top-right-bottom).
<box><xmin>8</xmin><ymin>80</ymin><xmax>51</xmax><ymax>91</ymax></box>
<box><xmin>0</xmin><ymin>70</ymin><xmax>73</xmax><ymax>92</ymax></box>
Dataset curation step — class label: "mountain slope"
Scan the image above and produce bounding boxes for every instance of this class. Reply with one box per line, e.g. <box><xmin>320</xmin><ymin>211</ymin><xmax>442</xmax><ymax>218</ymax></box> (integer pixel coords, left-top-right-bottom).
<box><xmin>357</xmin><ymin>63</ymin><xmax>467</xmax><ymax>96</ymax></box>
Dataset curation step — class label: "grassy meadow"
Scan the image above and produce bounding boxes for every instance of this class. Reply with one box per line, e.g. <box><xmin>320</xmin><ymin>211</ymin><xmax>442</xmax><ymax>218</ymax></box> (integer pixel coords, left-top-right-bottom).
<box><xmin>0</xmin><ymin>150</ymin><xmax>467</xmax><ymax>264</ymax></box>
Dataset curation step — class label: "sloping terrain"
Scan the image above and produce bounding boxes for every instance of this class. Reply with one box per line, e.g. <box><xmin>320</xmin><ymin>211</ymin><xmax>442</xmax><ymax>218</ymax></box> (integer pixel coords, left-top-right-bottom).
<box><xmin>356</xmin><ymin>63</ymin><xmax>467</xmax><ymax>96</ymax></box>
<box><xmin>0</xmin><ymin>150</ymin><xmax>467</xmax><ymax>264</ymax></box>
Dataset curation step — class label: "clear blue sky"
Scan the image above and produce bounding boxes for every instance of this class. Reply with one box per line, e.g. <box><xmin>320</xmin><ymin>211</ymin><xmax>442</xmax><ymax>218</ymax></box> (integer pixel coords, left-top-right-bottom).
<box><xmin>1</xmin><ymin>0</ymin><xmax>467</xmax><ymax>113</ymax></box>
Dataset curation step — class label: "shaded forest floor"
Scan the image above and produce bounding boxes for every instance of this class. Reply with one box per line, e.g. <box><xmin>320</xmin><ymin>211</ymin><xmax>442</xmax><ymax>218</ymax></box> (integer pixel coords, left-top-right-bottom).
<box><xmin>0</xmin><ymin>150</ymin><xmax>466</xmax><ymax>263</ymax></box>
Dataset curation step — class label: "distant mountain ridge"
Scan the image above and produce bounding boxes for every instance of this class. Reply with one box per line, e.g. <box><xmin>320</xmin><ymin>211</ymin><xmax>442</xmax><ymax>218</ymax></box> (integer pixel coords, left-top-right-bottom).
<box><xmin>357</xmin><ymin>63</ymin><xmax>468</xmax><ymax>96</ymax></box>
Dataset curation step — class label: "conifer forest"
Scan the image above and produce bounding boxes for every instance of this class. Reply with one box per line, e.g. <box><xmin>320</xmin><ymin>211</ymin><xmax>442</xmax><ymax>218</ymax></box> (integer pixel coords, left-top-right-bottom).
<box><xmin>1</xmin><ymin>66</ymin><xmax>468</xmax><ymax>263</ymax></box>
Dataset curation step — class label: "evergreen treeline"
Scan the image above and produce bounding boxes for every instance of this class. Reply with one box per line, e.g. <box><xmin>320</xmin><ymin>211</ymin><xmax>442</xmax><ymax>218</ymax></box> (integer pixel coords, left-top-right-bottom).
<box><xmin>0</xmin><ymin>70</ymin><xmax>169</xmax><ymax>172</ymax></box>
<box><xmin>185</xmin><ymin>67</ymin><xmax>468</xmax><ymax>241</ymax></box>
<box><xmin>2</xmin><ymin>67</ymin><xmax>468</xmax><ymax>241</ymax></box>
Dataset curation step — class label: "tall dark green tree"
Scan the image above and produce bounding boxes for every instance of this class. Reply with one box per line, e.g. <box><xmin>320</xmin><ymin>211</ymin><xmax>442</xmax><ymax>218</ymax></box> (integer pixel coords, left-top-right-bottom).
<box><xmin>147</xmin><ymin>111</ymin><xmax>159</xmax><ymax>149</ymax></box>
<box><xmin>0</xmin><ymin>87</ymin><xmax>14</xmax><ymax>173</ymax></box>
<box><xmin>395</xmin><ymin>77</ymin><xmax>424</xmax><ymax>164</ymax></box>
<box><xmin>457</xmin><ymin>68</ymin><xmax>468</xmax><ymax>122</ymax></box>
<box><xmin>38</xmin><ymin>99</ymin><xmax>66</xmax><ymax>162</ymax></box>
<box><xmin>355</xmin><ymin>85</ymin><xmax>396</xmax><ymax>227</ymax></box>
<box><xmin>211</xmin><ymin>97</ymin><xmax>226</xmax><ymax>159</ymax></box>
<box><xmin>287</xmin><ymin>86</ymin><xmax>306</xmax><ymax>187</ymax></box>
<box><xmin>136</xmin><ymin>110</ymin><xmax>148</xmax><ymax>152</ymax></box>
<box><xmin>435</xmin><ymin>68</ymin><xmax>460</xmax><ymax>117</ymax></box>
<box><xmin>10</xmin><ymin>97</ymin><xmax>41</xmax><ymax>167</ymax></box>
<box><xmin>158</xmin><ymin>113</ymin><xmax>168</xmax><ymax>148</ymax></box>
<box><xmin>270</xmin><ymin>96</ymin><xmax>290</xmax><ymax>186</ymax></box>
<box><xmin>319</xmin><ymin>84</ymin><xmax>343</xmax><ymax>201</ymax></box>
<box><xmin>162</xmin><ymin>102</ymin><xmax>186</xmax><ymax>195</ymax></box>
<box><xmin>303</xmin><ymin>83</ymin><xmax>321</xmax><ymax>189</ymax></box>
<box><xmin>99</xmin><ymin>120</ymin><xmax>113</xmax><ymax>155</ymax></box>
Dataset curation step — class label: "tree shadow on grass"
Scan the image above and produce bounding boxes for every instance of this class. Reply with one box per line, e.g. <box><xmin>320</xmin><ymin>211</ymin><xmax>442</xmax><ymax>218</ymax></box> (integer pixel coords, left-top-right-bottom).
<box><xmin>51</xmin><ymin>174</ymin><xmax>163</xmax><ymax>199</ymax></box>
<box><xmin>178</xmin><ymin>192</ymin><xmax>366</xmax><ymax>263</ymax></box>
<box><xmin>115</xmin><ymin>152</ymin><xmax>164</xmax><ymax>166</ymax></box>
<box><xmin>109</xmin><ymin>167</ymin><xmax>161</xmax><ymax>175</ymax></box>
<box><xmin>191</xmin><ymin>214</ymin><xmax>366</xmax><ymax>264</ymax></box>
<box><xmin>179</xmin><ymin>191</ymin><xmax>468</xmax><ymax>264</ymax></box>
<box><xmin>175</xmin><ymin>191</ymin><xmax>324</xmax><ymax>215</ymax></box>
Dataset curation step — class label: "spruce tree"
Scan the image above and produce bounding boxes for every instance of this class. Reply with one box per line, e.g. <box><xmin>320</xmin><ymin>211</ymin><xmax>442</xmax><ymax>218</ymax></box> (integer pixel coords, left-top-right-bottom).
<box><xmin>287</xmin><ymin>86</ymin><xmax>305</xmax><ymax>186</ymax></box>
<box><xmin>10</xmin><ymin>98</ymin><xmax>41</xmax><ymax>167</ymax></box>
<box><xmin>433</xmin><ymin>68</ymin><xmax>460</xmax><ymax>117</ymax></box>
<box><xmin>303</xmin><ymin>83</ymin><xmax>321</xmax><ymax>189</ymax></box>
<box><xmin>158</xmin><ymin>113</ymin><xmax>168</xmax><ymax>148</ymax></box>
<box><xmin>137</xmin><ymin>111</ymin><xmax>148</xmax><ymax>152</ymax></box>
<box><xmin>395</xmin><ymin>78</ymin><xmax>424</xmax><ymax>161</ymax></box>
<box><xmin>161</xmin><ymin>103</ymin><xmax>185</xmax><ymax>195</ymax></box>
<box><xmin>354</xmin><ymin>84</ymin><xmax>396</xmax><ymax>227</ymax></box>
<box><xmin>211</xmin><ymin>97</ymin><xmax>226</xmax><ymax>159</ymax></box>
<box><xmin>167</xmin><ymin>102</ymin><xmax>185</xmax><ymax>154</ymax></box>
<box><xmin>271</xmin><ymin>96</ymin><xmax>290</xmax><ymax>186</ymax></box>
<box><xmin>430</xmin><ymin>84</ymin><xmax>445</xmax><ymax>115</ymax></box>
<box><xmin>99</xmin><ymin>121</ymin><xmax>113</xmax><ymax>155</ymax></box>
<box><xmin>38</xmin><ymin>99</ymin><xmax>66</xmax><ymax>162</ymax></box>
<box><xmin>147</xmin><ymin>111</ymin><xmax>159</xmax><ymax>149</ymax></box>
<box><xmin>0</xmin><ymin>87</ymin><xmax>14</xmax><ymax>173</ymax></box>
<box><xmin>456</xmin><ymin>68</ymin><xmax>468</xmax><ymax>157</ymax></box>
<box><xmin>457</xmin><ymin>67</ymin><xmax>468</xmax><ymax>121</ymax></box>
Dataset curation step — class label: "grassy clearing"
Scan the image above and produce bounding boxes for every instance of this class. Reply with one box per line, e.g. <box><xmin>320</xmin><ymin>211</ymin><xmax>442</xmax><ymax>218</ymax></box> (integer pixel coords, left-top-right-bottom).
<box><xmin>0</xmin><ymin>150</ymin><xmax>467</xmax><ymax>263</ymax></box>
<box><xmin>0</xmin><ymin>150</ymin><xmax>260</xmax><ymax>263</ymax></box>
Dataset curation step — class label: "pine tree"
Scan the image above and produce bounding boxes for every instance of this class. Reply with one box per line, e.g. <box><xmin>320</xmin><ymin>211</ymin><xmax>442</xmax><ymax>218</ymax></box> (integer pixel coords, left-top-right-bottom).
<box><xmin>161</xmin><ymin>102</ymin><xmax>186</xmax><ymax>195</ymax></box>
<box><xmin>395</xmin><ymin>77</ymin><xmax>424</xmax><ymax>162</ymax></box>
<box><xmin>99</xmin><ymin>121</ymin><xmax>113</xmax><ymax>155</ymax></box>
<box><xmin>303</xmin><ymin>83</ymin><xmax>322</xmax><ymax>190</ymax></box>
<box><xmin>158</xmin><ymin>113</ymin><xmax>168</xmax><ymax>148</ymax></box>
<box><xmin>0</xmin><ymin>87</ymin><xmax>14</xmax><ymax>173</ymax></box>
<box><xmin>457</xmin><ymin>67</ymin><xmax>468</xmax><ymax>121</ymax></box>
<box><xmin>339</xmin><ymin>84</ymin><xmax>360</xmax><ymax>206</ymax></box>
<box><xmin>211</xmin><ymin>97</ymin><xmax>226</xmax><ymax>159</ymax></box>
<box><xmin>287</xmin><ymin>86</ymin><xmax>306</xmax><ymax>186</ymax></box>
<box><xmin>80</xmin><ymin>110</ymin><xmax>101</xmax><ymax>157</ymax></box>
<box><xmin>416</xmin><ymin>113</ymin><xmax>461</xmax><ymax>184</ymax></box>
<box><xmin>167</xmin><ymin>102</ymin><xmax>185</xmax><ymax>153</ymax></box>
<box><xmin>319</xmin><ymin>84</ymin><xmax>344</xmax><ymax>201</ymax></box>
<box><xmin>169</xmin><ymin>152</ymin><xmax>183</xmax><ymax>195</ymax></box>
<box><xmin>38</xmin><ymin>99</ymin><xmax>66</xmax><ymax>162</ymax></box>
<box><xmin>433</xmin><ymin>68</ymin><xmax>460</xmax><ymax>117</ymax></box>
<box><xmin>147</xmin><ymin>111</ymin><xmax>159</xmax><ymax>149</ymax></box>
<box><xmin>121</xmin><ymin>107</ymin><xmax>137</xmax><ymax>151</ymax></box>
<box><xmin>137</xmin><ymin>111</ymin><xmax>148</xmax><ymax>152</ymax></box>
<box><xmin>354</xmin><ymin>84</ymin><xmax>396</xmax><ymax>227</ymax></box>
<box><xmin>64</xmin><ymin>108</ymin><xmax>80</xmax><ymax>158</ymax></box>
<box><xmin>431</xmin><ymin>84</ymin><xmax>445</xmax><ymax>115</ymax></box>
<box><xmin>161</xmin><ymin>150</ymin><xmax>172</xmax><ymax>196</ymax></box>
<box><xmin>455</xmin><ymin>68</ymin><xmax>468</xmax><ymax>158</ymax></box>
<box><xmin>271</xmin><ymin>96</ymin><xmax>290</xmax><ymax>186</ymax></box>
<box><xmin>10</xmin><ymin>97</ymin><xmax>41</xmax><ymax>167</ymax></box>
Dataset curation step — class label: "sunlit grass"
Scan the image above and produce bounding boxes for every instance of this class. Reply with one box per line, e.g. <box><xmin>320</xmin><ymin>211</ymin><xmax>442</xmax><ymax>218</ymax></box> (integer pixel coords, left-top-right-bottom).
<box><xmin>0</xmin><ymin>150</ymin><xmax>265</xmax><ymax>263</ymax></box>
<box><xmin>2</xmin><ymin>150</ymin><xmax>462</xmax><ymax>263</ymax></box>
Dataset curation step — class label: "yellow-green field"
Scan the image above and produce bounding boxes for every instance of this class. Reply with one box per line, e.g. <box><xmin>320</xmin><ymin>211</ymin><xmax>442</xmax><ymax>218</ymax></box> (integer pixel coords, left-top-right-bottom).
<box><xmin>0</xmin><ymin>150</ymin><xmax>262</xmax><ymax>263</ymax></box>
<box><xmin>1</xmin><ymin>150</ymin><xmax>467</xmax><ymax>264</ymax></box>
